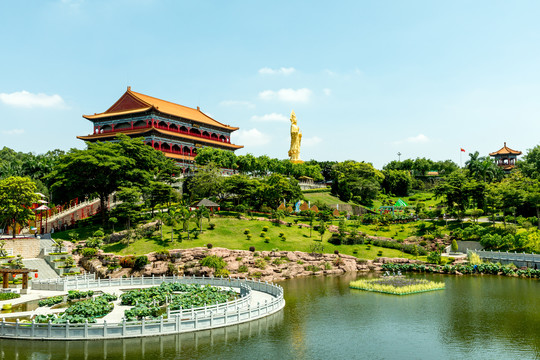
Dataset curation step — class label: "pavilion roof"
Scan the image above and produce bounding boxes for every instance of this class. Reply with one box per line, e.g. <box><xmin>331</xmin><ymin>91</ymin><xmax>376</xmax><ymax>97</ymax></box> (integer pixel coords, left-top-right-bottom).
<box><xmin>84</xmin><ymin>87</ymin><xmax>239</xmax><ymax>131</ymax></box>
<box><xmin>196</xmin><ymin>198</ymin><xmax>220</xmax><ymax>207</ymax></box>
<box><xmin>489</xmin><ymin>142</ymin><xmax>522</xmax><ymax>156</ymax></box>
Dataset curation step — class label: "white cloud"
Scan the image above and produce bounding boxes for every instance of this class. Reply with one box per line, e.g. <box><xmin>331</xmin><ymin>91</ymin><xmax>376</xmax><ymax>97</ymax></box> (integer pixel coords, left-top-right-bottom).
<box><xmin>323</xmin><ymin>88</ymin><xmax>331</xmax><ymax>96</ymax></box>
<box><xmin>233</xmin><ymin>128</ymin><xmax>270</xmax><ymax>147</ymax></box>
<box><xmin>1</xmin><ymin>129</ymin><xmax>24</xmax><ymax>135</ymax></box>
<box><xmin>394</xmin><ymin>134</ymin><xmax>430</xmax><ymax>145</ymax></box>
<box><xmin>0</xmin><ymin>91</ymin><xmax>66</xmax><ymax>109</ymax></box>
<box><xmin>250</xmin><ymin>113</ymin><xmax>288</xmax><ymax>122</ymax></box>
<box><xmin>302</xmin><ymin>136</ymin><xmax>323</xmax><ymax>147</ymax></box>
<box><xmin>258</xmin><ymin>67</ymin><xmax>296</xmax><ymax>75</ymax></box>
<box><xmin>258</xmin><ymin>88</ymin><xmax>312</xmax><ymax>103</ymax></box>
<box><xmin>219</xmin><ymin>100</ymin><xmax>255</xmax><ymax>108</ymax></box>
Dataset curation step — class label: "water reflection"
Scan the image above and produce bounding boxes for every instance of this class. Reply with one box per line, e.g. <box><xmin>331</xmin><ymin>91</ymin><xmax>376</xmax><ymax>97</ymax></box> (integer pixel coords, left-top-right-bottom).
<box><xmin>0</xmin><ymin>311</ymin><xmax>284</xmax><ymax>360</ymax></box>
<box><xmin>0</xmin><ymin>274</ymin><xmax>538</xmax><ymax>360</ymax></box>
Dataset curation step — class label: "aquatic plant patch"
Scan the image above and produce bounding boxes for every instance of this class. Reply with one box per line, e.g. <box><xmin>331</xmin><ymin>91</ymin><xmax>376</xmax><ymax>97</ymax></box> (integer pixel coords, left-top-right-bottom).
<box><xmin>350</xmin><ymin>277</ymin><xmax>445</xmax><ymax>295</ymax></box>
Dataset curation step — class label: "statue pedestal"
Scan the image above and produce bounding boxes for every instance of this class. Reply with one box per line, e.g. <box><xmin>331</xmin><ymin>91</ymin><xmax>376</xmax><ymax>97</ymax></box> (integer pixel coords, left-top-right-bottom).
<box><xmin>290</xmin><ymin>160</ymin><xmax>304</xmax><ymax>164</ymax></box>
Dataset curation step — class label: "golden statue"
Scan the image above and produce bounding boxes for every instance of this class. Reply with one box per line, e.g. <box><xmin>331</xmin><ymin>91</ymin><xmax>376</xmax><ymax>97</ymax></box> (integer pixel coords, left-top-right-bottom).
<box><xmin>288</xmin><ymin>110</ymin><xmax>304</xmax><ymax>164</ymax></box>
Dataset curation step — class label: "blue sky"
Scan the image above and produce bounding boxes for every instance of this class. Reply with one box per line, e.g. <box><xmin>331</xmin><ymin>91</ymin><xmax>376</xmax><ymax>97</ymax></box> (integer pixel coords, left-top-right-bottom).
<box><xmin>1</xmin><ymin>0</ymin><xmax>539</xmax><ymax>169</ymax></box>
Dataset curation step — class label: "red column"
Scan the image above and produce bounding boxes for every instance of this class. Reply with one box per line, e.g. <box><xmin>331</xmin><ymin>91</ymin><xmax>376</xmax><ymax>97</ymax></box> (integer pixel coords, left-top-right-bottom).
<box><xmin>131</xmin><ymin>121</ymin><xmax>134</xmax><ymax>129</ymax></box>
<box><xmin>190</xmin><ymin>147</ymin><xmax>193</xmax><ymax>156</ymax></box>
<box><xmin>167</xmin><ymin>122</ymin><xmax>170</xmax><ymax>130</ymax></box>
<box><xmin>151</xmin><ymin>140</ymin><xmax>155</xmax><ymax>148</ymax></box>
<box><xmin>159</xmin><ymin>142</ymin><xmax>162</xmax><ymax>150</ymax></box>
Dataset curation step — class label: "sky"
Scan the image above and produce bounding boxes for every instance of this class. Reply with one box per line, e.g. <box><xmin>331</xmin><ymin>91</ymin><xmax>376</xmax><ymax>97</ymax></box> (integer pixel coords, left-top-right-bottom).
<box><xmin>1</xmin><ymin>0</ymin><xmax>539</xmax><ymax>169</ymax></box>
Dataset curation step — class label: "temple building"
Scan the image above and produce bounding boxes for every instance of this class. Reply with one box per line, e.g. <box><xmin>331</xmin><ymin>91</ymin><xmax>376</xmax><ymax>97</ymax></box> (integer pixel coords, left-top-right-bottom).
<box><xmin>489</xmin><ymin>142</ymin><xmax>521</xmax><ymax>171</ymax></box>
<box><xmin>77</xmin><ymin>87</ymin><xmax>243</xmax><ymax>173</ymax></box>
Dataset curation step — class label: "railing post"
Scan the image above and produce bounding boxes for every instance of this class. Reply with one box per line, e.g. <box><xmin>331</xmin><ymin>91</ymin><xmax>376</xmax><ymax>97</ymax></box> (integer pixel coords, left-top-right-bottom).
<box><xmin>103</xmin><ymin>320</ymin><xmax>107</xmax><ymax>337</ymax></box>
<box><xmin>48</xmin><ymin>320</ymin><xmax>52</xmax><ymax>338</ymax></box>
<box><xmin>122</xmin><ymin>317</ymin><xmax>126</xmax><ymax>336</ymax></box>
<box><xmin>141</xmin><ymin>318</ymin><xmax>145</xmax><ymax>335</ymax></box>
<box><xmin>84</xmin><ymin>319</ymin><xmax>88</xmax><ymax>338</ymax></box>
<box><xmin>176</xmin><ymin>314</ymin><xmax>180</xmax><ymax>331</ymax></box>
<box><xmin>31</xmin><ymin>319</ymin><xmax>35</xmax><ymax>337</ymax></box>
<box><xmin>66</xmin><ymin>320</ymin><xmax>70</xmax><ymax>338</ymax></box>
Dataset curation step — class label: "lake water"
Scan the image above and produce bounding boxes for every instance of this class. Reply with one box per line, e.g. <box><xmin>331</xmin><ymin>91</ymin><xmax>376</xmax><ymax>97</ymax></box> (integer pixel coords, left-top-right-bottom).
<box><xmin>0</xmin><ymin>273</ymin><xmax>538</xmax><ymax>359</ymax></box>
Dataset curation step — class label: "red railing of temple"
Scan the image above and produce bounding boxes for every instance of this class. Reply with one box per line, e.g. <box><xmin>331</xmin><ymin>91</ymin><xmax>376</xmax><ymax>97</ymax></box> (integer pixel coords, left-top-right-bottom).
<box><xmin>96</xmin><ymin>124</ymin><xmax>231</xmax><ymax>143</ymax></box>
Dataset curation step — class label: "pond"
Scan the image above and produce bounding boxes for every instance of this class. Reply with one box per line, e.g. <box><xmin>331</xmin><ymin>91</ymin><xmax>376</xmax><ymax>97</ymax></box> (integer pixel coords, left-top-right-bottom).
<box><xmin>0</xmin><ymin>273</ymin><xmax>538</xmax><ymax>359</ymax></box>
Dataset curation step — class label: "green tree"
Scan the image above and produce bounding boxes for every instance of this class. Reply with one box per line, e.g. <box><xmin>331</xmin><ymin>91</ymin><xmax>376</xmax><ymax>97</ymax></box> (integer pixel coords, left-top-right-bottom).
<box><xmin>186</xmin><ymin>162</ymin><xmax>224</xmax><ymax>201</ymax></box>
<box><xmin>115</xmin><ymin>186</ymin><xmax>142</xmax><ymax>230</ymax></box>
<box><xmin>519</xmin><ymin>145</ymin><xmax>540</xmax><ymax>179</ymax></box>
<box><xmin>331</xmin><ymin>161</ymin><xmax>383</xmax><ymax>206</ymax></box>
<box><xmin>0</xmin><ymin>177</ymin><xmax>39</xmax><ymax>238</ymax></box>
<box><xmin>176</xmin><ymin>207</ymin><xmax>195</xmax><ymax>240</ymax></box>
<box><xmin>194</xmin><ymin>205</ymin><xmax>210</xmax><ymax>233</ymax></box>
<box><xmin>318</xmin><ymin>220</ymin><xmax>327</xmax><ymax>241</ymax></box>
<box><xmin>382</xmin><ymin>169</ymin><xmax>412</xmax><ymax>196</ymax></box>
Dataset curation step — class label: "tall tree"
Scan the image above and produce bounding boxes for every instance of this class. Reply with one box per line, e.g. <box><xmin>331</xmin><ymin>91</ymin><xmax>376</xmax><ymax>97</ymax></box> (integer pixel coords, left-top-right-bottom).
<box><xmin>0</xmin><ymin>177</ymin><xmax>40</xmax><ymax>237</ymax></box>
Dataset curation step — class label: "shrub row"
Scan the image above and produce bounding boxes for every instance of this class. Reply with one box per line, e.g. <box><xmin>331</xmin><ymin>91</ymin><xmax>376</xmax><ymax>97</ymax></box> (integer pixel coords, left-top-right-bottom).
<box><xmin>381</xmin><ymin>263</ymin><xmax>540</xmax><ymax>278</ymax></box>
<box><xmin>370</xmin><ymin>239</ymin><xmax>428</xmax><ymax>256</ymax></box>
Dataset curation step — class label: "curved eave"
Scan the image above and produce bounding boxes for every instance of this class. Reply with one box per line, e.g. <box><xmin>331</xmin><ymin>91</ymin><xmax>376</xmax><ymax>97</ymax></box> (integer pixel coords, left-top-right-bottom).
<box><xmin>83</xmin><ymin>107</ymin><xmax>152</xmax><ymax>120</ymax></box>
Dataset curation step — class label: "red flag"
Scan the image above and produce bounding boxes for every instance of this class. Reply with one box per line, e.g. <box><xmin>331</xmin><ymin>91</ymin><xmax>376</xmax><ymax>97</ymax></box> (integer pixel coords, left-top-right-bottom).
<box><xmin>460</xmin><ymin>148</ymin><xmax>465</xmax><ymax>152</ymax></box>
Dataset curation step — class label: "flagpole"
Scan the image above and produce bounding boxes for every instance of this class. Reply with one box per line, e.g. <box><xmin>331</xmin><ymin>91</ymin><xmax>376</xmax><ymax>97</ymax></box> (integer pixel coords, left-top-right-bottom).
<box><xmin>460</xmin><ymin>150</ymin><xmax>462</xmax><ymax>168</ymax></box>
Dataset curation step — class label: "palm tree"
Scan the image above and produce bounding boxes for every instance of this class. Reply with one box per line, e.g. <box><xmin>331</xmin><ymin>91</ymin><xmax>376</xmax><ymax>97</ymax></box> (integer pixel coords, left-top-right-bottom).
<box><xmin>194</xmin><ymin>206</ymin><xmax>210</xmax><ymax>233</ymax></box>
<box><xmin>165</xmin><ymin>207</ymin><xmax>180</xmax><ymax>242</ymax></box>
<box><xmin>308</xmin><ymin>210</ymin><xmax>316</xmax><ymax>237</ymax></box>
<box><xmin>177</xmin><ymin>207</ymin><xmax>195</xmax><ymax>240</ymax></box>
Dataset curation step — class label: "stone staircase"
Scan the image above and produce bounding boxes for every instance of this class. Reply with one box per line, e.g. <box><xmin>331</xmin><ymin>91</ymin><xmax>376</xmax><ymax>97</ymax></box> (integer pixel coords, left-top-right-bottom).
<box><xmin>22</xmin><ymin>258</ymin><xmax>59</xmax><ymax>280</ymax></box>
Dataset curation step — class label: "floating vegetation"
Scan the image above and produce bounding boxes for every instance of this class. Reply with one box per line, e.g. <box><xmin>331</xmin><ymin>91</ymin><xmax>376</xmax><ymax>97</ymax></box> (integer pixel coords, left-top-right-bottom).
<box><xmin>349</xmin><ymin>276</ymin><xmax>445</xmax><ymax>295</ymax></box>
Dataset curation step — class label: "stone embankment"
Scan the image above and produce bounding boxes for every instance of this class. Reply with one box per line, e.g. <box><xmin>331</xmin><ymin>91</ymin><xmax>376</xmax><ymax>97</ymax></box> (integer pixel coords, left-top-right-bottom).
<box><xmin>80</xmin><ymin>247</ymin><xmax>421</xmax><ymax>282</ymax></box>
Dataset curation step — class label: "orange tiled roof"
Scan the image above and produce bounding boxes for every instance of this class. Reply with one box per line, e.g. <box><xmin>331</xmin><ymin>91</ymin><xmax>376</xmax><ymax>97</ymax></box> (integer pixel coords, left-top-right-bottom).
<box><xmin>76</xmin><ymin>127</ymin><xmax>243</xmax><ymax>149</ymax></box>
<box><xmin>489</xmin><ymin>142</ymin><xmax>522</xmax><ymax>156</ymax></box>
<box><xmin>83</xmin><ymin>87</ymin><xmax>239</xmax><ymax>131</ymax></box>
<box><xmin>163</xmin><ymin>153</ymin><xmax>195</xmax><ymax>161</ymax></box>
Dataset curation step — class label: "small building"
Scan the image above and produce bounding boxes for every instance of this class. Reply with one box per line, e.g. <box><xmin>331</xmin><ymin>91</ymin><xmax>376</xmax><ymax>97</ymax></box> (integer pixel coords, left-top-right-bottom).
<box><xmin>77</xmin><ymin>87</ymin><xmax>243</xmax><ymax>173</ymax></box>
<box><xmin>489</xmin><ymin>142</ymin><xmax>522</xmax><ymax>171</ymax></box>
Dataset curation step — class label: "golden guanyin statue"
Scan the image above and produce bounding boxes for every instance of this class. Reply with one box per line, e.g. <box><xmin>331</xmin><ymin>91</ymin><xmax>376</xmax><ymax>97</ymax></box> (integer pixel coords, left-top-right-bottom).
<box><xmin>288</xmin><ymin>110</ymin><xmax>303</xmax><ymax>164</ymax></box>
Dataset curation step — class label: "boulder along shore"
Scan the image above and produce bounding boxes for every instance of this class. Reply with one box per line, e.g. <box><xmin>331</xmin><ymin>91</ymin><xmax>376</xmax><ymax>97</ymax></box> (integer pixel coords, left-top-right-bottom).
<box><xmin>79</xmin><ymin>247</ymin><xmax>422</xmax><ymax>282</ymax></box>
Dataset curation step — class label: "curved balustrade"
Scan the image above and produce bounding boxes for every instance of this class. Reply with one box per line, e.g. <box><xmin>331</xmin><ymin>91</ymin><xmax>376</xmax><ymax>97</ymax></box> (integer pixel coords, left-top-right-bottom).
<box><xmin>98</xmin><ymin>124</ymin><xmax>231</xmax><ymax>144</ymax></box>
<box><xmin>2</xmin><ymin>275</ymin><xmax>285</xmax><ymax>340</ymax></box>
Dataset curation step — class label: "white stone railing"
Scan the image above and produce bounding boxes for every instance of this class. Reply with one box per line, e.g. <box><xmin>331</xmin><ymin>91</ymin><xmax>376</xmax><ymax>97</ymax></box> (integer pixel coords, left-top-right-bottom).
<box><xmin>3</xmin><ymin>275</ymin><xmax>285</xmax><ymax>340</ymax></box>
<box><xmin>469</xmin><ymin>249</ymin><xmax>540</xmax><ymax>267</ymax></box>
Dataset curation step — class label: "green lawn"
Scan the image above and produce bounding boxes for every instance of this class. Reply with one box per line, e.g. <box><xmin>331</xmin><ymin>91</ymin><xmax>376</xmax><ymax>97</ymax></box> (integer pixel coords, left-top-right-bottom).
<box><xmin>302</xmin><ymin>192</ymin><xmax>352</xmax><ymax>206</ymax></box>
<box><xmin>101</xmin><ymin>217</ymin><xmax>422</xmax><ymax>260</ymax></box>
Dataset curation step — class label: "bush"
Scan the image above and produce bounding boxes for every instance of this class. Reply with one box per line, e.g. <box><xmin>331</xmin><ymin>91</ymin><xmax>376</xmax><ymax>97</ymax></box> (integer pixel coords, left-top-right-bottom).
<box><xmin>264</xmin><ymin>237</ymin><xmax>270</xmax><ymax>243</ymax></box>
<box><xmin>120</xmin><ymin>256</ymin><xmax>135</xmax><ymax>268</ymax></box>
<box><xmin>377</xmin><ymin>251</ymin><xmax>383</xmax><ymax>256</ymax></box>
<box><xmin>207</xmin><ymin>243</ymin><xmax>213</xmax><ymax>249</ymax></box>
<box><xmin>0</xmin><ymin>292</ymin><xmax>20</xmax><ymax>301</ymax></box>
<box><xmin>81</xmin><ymin>247</ymin><xmax>97</xmax><ymax>258</ymax></box>
<box><xmin>254</xmin><ymin>258</ymin><xmax>267</xmax><ymax>269</ymax></box>
<box><xmin>244</xmin><ymin>229</ymin><xmax>250</xmax><ymax>235</ymax></box>
<box><xmin>262</xmin><ymin>226</ymin><xmax>269</xmax><ymax>232</ymax></box>
<box><xmin>208</xmin><ymin>223</ymin><xmax>216</xmax><ymax>230</ymax></box>
<box><xmin>93</xmin><ymin>229</ymin><xmax>105</xmax><ymax>238</ymax></box>
<box><xmin>238</xmin><ymin>264</ymin><xmax>248</xmax><ymax>273</ymax></box>
<box><xmin>260</xmin><ymin>232</ymin><xmax>265</xmax><ymax>237</ymax></box>
<box><xmin>200</xmin><ymin>255</ymin><xmax>227</xmax><ymax>270</ymax></box>
<box><xmin>451</xmin><ymin>240</ymin><xmax>458</xmax><ymax>252</ymax></box>
<box><xmin>334</xmin><ymin>250</ymin><xmax>339</xmax><ymax>255</ymax></box>
<box><xmin>279</xmin><ymin>232</ymin><xmax>284</xmax><ymax>237</ymax></box>
<box><xmin>281</xmin><ymin>236</ymin><xmax>286</xmax><ymax>241</ymax></box>
<box><xmin>305</xmin><ymin>265</ymin><xmax>321</xmax><ymax>272</ymax></box>
<box><xmin>249</xmin><ymin>246</ymin><xmax>255</xmax><ymax>252</ymax></box>
<box><xmin>427</xmin><ymin>251</ymin><xmax>441</xmax><ymax>265</ymax></box>
<box><xmin>215</xmin><ymin>268</ymin><xmax>230</xmax><ymax>277</ymax></box>
<box><xmin>352</xmin><ymin>248</ymin><xmax>358</xmax><ymax>254</ymax></box>
<box><xmin>134</xmin><ymin>256</ymin><xmax>150</xmax><ymax>270</ymax></box>
<box><xmin>246</xmin><ymin>234</ymin><xmax>252</xmax><ymax>240</ymax></box>
<box><xmin>155</xmin><ymin>250</ymin><xmax>169</xmax><ymax>261</ymax></box>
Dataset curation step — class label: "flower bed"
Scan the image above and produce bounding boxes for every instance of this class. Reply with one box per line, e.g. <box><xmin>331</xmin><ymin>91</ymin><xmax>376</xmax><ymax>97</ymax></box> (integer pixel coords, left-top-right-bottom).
<box><xmin>350</xmin><ymin>276</ymin><xmax>445</xmax><ymax>295</ymax></box>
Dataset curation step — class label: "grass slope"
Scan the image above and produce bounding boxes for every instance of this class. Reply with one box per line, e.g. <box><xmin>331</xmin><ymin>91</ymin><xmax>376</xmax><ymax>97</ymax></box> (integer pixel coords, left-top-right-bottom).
<box><xmin>100</xmin><ymin>217</ymin><xmax>421</xmax><ymax>260</ymax></box>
